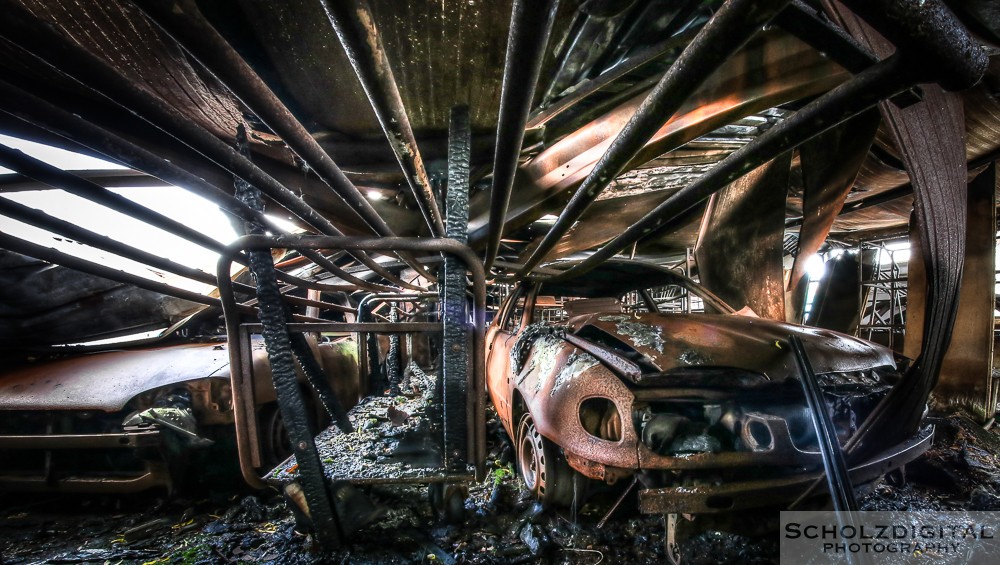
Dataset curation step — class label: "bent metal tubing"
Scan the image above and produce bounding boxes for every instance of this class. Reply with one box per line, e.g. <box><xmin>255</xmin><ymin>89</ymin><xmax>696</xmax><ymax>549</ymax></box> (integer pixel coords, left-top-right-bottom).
<box><xmin>216</xmin><ymin>236</ymin><xmax>486</xmax><ymax>490</ymax></box>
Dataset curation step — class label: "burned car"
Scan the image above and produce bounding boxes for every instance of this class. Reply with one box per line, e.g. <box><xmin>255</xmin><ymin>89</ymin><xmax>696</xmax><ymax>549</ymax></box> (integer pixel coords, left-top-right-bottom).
<box><xmin>486</xmin><ymin>260</ymin><xmax>932</xmax><ymax>514</ymax></box>
<box><xmin>0</xmin><ymin>333</ymin><xmax>359</xmax><ymax>493</ymax></box>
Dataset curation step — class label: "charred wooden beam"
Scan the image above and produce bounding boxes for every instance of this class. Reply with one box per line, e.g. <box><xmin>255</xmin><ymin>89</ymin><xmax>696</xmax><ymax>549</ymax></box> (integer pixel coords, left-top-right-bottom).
<box><xmin>514</xmin><ymin>0</ymin><xmax>792</xmax><ymax>278</ymax></box>
<box><xmin>320</xmin><ymin>0</ymin><xmax>446</xmax><ymax>237</ymax></box>
<box><xmin>443</xmin><ymin>105</ymin><xmax>472</xmax><ymax>469</ymax></box>
<box><xmin>484</xmin><ymin>0</ymin><xmax>561</xmax><ymax>272</ymax></box>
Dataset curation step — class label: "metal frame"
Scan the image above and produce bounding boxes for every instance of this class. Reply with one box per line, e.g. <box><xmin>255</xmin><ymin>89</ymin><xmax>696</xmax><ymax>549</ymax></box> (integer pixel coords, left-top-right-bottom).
<box><xmin>514</xmin><ymin>0</ymin><xmax>791</xmax><ymax>278</ymax></box>
<box><xmin>319</xmin><ymin>0</ymin><xmax>445</xmax><ymax>238</ymax></box>
<box><xmin>857</xmin><ymin>239</ymin><xmax>909</xmax><ymax>349</ymax></box>
<box><xmin>356</xmin><ymin>293</ymin><xmax>440</xmax><ymax>397</ymax></box>
<box><xmin>215</xmin><ymin>236</ymin><xmax>486</xmax><ymax>491</ymax></box>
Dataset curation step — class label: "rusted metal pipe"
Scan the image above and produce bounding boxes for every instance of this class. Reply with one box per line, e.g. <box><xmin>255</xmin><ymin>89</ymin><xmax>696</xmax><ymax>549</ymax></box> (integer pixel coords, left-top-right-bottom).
<box><xmin>0</xmin><ymin>229</ymin><xmax>332</xmax><ymax>323</ymax></box>
<box><xmin>0</xmin><ymin>196</ymin><xmax>231</xmax><ymax>289</ymax></box>
<box><xmin>0</xmin><ymin>5</ymin><xmax>413</xmax><ymax>287</ymax></box>
<box><xmin>0</xmin><ymin>230</ymin><xmax>218</xmax><ymax>308</ymax></box>
<box><xmin>319</xmin><ymin>0</ymin><xmax>446</xmax><ymax>237</ymax></box>
<box><xmin>0</xmin><ymin>78</ymin><xmax>408</xmax><ymax>293</ymax></box>
<box><xmin>216</xmin><ymin>236</ymin><xmax>488</xmax><ymax>485</ymax></box>
<box><xmin>0</xmin><ymin>132</ymin><xmax>389</xmax><ymax>293</ymax></box>
<box><xmin>132</xmin><ymin>0</ymin><xmax>397</xmax><ymax>242</ymax></box>
<box><xmin>0</xmin><ymin>143</ymin><xmax>226</xmax><ymax>255</ymax></box>
<box><xmin>546</xmin><ymin>54</ymin><xmax>918</xmax><ymax>282</ymax></box>
<box><xmin>0</xmin><ymin>197</ymin><xmax>356</xmax><ymax>314</ymax></box>
<box><xmin>514</xmin><ymin>0</ymin><xmax>791</xmax><ymax>278</ymax></box>
<box><xmin>483</xmin><ymin>0</ymin><xmax>561</xmax><ymax>272</ymax></box>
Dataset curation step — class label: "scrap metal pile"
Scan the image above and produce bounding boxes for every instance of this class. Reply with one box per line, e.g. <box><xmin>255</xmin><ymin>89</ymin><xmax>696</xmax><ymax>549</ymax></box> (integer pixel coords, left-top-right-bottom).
<box><xmin>0</xmin><ymin>0</ymin><xmax>997</xmax><ymax>558</ymax></box>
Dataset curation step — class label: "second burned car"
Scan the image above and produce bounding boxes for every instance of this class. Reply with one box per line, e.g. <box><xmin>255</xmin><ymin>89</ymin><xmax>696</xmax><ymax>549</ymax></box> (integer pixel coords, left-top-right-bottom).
<box><xmin>486</xmin><ymin>260</ymin><xmax>932</xmax><ymax>514</ymax></box>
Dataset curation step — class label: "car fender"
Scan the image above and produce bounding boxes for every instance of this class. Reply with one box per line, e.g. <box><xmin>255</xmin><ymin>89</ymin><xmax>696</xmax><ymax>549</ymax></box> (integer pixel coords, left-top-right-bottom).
<box><xmin>516</xmin><ymin>336</ymin><xmax>639</xmax><ymax>469</ymax></box>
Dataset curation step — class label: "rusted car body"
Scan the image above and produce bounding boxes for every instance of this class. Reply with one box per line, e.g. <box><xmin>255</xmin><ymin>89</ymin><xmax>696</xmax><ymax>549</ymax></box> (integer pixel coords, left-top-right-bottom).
<box><xmin>486</xmin><ymin>261</ymin><xmax>931</xmax><ymax>513</ymax></box>
<box><xmin>0</xmin><ymin>335</ymin><xmax>359</xmax><ymax>493</ymax></box>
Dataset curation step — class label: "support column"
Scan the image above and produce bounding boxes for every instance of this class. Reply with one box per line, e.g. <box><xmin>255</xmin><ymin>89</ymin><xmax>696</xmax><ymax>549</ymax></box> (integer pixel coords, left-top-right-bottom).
<box><xmin>442</xmin><ymin>106</ymin><xmax>471</xmax><ymax>470</ymax></box>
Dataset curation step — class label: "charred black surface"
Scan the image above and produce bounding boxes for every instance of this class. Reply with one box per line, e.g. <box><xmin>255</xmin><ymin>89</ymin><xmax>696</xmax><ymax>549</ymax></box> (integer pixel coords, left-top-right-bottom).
<box><xmin>1</xmin><ymin>408</ymin><xmax>998</xmax><ymax>564</ymax></box>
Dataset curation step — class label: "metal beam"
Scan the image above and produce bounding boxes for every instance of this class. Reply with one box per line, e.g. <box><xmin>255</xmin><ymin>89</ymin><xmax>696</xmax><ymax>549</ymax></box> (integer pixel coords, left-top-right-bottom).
<box><xmin>0</xmin><ymin>78</ymin><xmax>408</xmax><ymax>293</ymax></box>
<box><xmin>484</xmin><ymin>0</ymin><xmax>560</xmax><ymax>272</ymax></box>
<box><xmin>513</xmin><ymin>0</ymin><xmax>792</xmax><ymax>278</ymax></box>
<box><xmin>0</xmin><ymin>135</ymin><xmax>389</xmax><ymax>294</ymax></box>
<box><xmin>0</xmin><ymin>143</ymin><xmax>226</xmax><ymax>254</ymax></box>
<box><xmin>319</xmin><ymin>0</ymin><xmax>446</xmax><ymax>237</ymax></box>
<box><xmin>132</xmin><ymin>0</ymin><xmax>399</xmax><ymax>244</ymax></box>
<box><xmin>0</xmin><ymin>230</ymin><xmax>217</xmax><ymax>308</ymax></box>
<box><xmin>0</xmin><ymin>4</ymin><xmax>412</xmax><ymax>288</ymax></box>
<box><xmin>544</xmin><ymin>53</ymin><xmax>921</xmax><ymax>282</ymax></box>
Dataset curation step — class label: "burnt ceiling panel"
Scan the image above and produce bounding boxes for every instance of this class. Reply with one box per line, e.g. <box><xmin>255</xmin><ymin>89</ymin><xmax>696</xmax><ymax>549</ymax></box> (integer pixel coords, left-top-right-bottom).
<box><xmin>17</xmin><ymin>0</ymin><xmax>245</xmax><ymax>141</ymax></box>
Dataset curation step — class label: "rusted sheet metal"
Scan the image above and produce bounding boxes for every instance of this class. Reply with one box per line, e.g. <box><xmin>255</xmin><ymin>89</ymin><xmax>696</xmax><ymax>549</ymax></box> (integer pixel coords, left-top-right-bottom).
<box><xmin>695</xmin><ymin>153</ymin><xmax>791</xmax><ymax>322</ymax></box>
<box><xmin>786</xmin><ymin>109</ymin><xmax>880</xmax><ymax>323</ymax></box>
<box><xmin>467</xmin><ymin>31</ymin><xmax>849</xmax><ymax>242</ymax></box>
<box><xmin>576</xmin><ymin>312</ymin><xmax>893</xmax><ymax>379</ymax></box>
<box><xmin>921</xmin><ymin>165</ymin><xmax>997</xmax><ymax>420</ymax></box>
<box><xmin>963</xmin><ymin>67</ymin><xmax>1000</xmax><ymax>161</ymax></box>
<box><xmin>830</xmin><ymin>0</ymin><xmax>973</xmax><ymax>458</ymax></box>
<box><xmin>832</xmin><ymin>195</ymin><xmax>913</xmax><ymax>234</ymax></box>
<box><xmin>513</xmin><ymin>0</ymin><xmax>791</xmax><ymax>277</ymax></box>
<box><xmin>523</xmin><ymin>190</ymin><xmax>705</xmax><ymax>264</ymax></box>
<box><xmin>0</xmin><ymin>342</ymin><xmax>229</xmax><ymax>411</ymax></box>
<box><xmin>514</xmin><ymin>335</ymin><xmax>641</xmax><ymax>470</ymax></box>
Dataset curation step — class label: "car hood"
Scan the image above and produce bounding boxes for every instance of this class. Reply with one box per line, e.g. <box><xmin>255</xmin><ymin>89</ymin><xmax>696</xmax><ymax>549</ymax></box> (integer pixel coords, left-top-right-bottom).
<box><xmin>572</xmin><ymin>312</ymin><xmax>895</xmax><ymax>381</ymax></box>
<box><xmin>0</xmin><ymin>342</ymin><xmax>230</xmax><ymax>412</ymax></box>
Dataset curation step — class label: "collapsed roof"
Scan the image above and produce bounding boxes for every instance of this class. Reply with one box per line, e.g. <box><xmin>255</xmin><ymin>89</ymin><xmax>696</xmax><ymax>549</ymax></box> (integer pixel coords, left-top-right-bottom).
<box><xmin>0</xmin><ymin>0</ymin><xmax>997</xmax><ymax>348</ymax></box>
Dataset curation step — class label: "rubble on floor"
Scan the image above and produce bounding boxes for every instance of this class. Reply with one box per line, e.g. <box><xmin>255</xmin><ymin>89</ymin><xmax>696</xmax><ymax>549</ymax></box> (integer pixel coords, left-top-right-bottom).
<box><xmin>1</xmin><ymin>408</ymin><xmax>998</xmax><ymax>564</ymax></box>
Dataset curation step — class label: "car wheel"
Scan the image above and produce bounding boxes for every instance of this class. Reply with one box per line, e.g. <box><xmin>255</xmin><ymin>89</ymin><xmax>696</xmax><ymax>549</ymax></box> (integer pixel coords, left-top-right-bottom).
<box><xmin>259</xmin><ymin>402</ymin><xmax>292</xmax><ymax>468</ymax></box>
<box><xmin>515</xmin><ymin>412</ymin><xmax>575</xmax><ymax>507</ymax></box>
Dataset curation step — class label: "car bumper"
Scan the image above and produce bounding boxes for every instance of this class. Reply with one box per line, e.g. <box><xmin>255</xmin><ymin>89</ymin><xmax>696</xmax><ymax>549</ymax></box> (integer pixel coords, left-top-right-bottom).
<box><xmin>636</xmin><ymin>426</ymin><xmax>933</xmax><ymax>514</ymax></box>
<box><xmin>0</xmin><ymin>428</ymin><xmax>170</xmax><ymax>493</ymax></box>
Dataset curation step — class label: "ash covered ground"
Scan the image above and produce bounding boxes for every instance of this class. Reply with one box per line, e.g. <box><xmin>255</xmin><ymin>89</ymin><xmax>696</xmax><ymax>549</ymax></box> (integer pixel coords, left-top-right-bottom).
<box><xmin>2</xmin><ymin>408</ymin><xmax>999</xmax><ymax>565</ymax></box>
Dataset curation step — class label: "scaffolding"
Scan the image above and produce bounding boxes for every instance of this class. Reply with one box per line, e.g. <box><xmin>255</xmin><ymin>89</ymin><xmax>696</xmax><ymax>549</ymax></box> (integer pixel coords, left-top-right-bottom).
<box><xmin>856</xmin><ymin>239</ymin><xmax>909</xmax><ymax>350</ymax></box>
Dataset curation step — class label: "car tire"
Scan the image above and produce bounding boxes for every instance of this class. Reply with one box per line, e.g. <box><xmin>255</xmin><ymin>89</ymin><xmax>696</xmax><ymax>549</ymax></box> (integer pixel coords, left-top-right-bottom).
<box><xmin>259</xmin><ymin>402</ymin><xmax>292</xmax><ymax>469</ymax></box>
<box><xmin>515</xmin><ymin>412</ymin><xmax>575</xmax><ymax>508</ymax></box>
